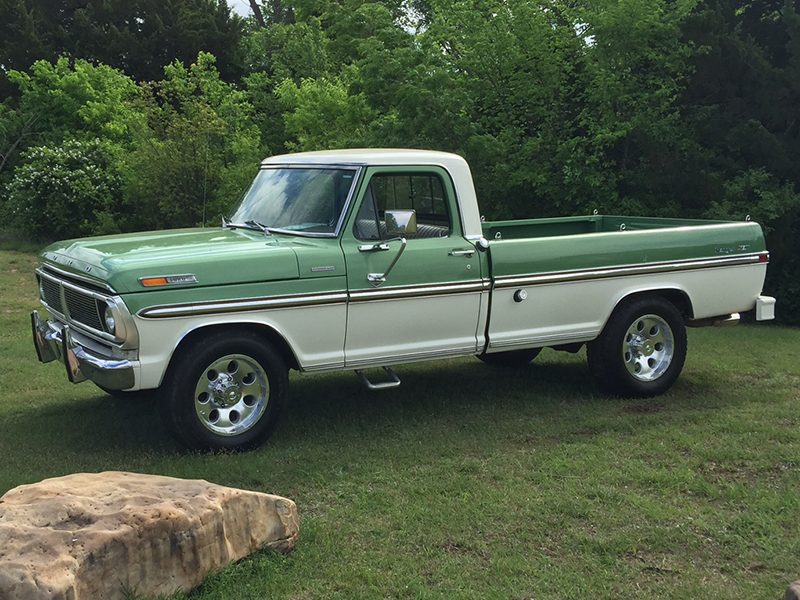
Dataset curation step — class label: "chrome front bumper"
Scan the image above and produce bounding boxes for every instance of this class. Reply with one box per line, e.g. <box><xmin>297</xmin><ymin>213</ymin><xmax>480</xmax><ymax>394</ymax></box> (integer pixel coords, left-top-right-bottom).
<box><xmin>31</xmin><ymin>310</ymin><xmax>135</xmax><ymax>390</ymax></box>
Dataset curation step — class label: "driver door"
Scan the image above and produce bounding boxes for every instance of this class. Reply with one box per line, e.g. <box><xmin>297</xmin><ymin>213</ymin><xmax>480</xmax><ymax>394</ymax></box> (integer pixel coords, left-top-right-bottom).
<box><xmin>341</xmin><ymin>166</ymin><xmax>484</xmax><ymax>367</ymax></box>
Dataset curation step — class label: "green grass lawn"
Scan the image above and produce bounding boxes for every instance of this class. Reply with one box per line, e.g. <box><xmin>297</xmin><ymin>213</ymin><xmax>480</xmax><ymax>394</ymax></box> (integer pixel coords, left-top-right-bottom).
<box><xmin>1</xmin><ymin>249</ymin><xmax>799</xmax><ymax>599</ymax></box>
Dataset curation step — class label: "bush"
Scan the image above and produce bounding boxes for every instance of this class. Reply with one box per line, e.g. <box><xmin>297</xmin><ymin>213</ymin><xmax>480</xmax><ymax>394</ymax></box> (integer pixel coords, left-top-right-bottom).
<box><xmin>4</xmin><ymin>138</ymin><xmax>123</xmax><ymax>240</ymax></box>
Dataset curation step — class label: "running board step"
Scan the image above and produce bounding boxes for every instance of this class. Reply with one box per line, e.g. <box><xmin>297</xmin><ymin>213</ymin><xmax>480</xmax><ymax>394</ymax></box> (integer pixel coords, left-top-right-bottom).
<box><xmin>355</xmin><ymin>367</ymin><xmax>401</xmax><ymax>390</ymax></box>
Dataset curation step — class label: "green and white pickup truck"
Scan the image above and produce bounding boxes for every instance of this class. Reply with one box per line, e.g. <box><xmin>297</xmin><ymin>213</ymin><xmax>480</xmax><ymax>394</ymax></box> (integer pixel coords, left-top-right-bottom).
<box><xmin>32</xmin><ymin>149</ymin><xmax>776</xmax><ymax>450</ymax></box>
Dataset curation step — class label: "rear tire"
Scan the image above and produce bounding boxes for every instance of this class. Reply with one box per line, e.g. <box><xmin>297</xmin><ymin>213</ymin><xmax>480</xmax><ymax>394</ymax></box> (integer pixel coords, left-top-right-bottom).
<box><xmin>477</xmin><ymin>347</ymin><xmax>541</xmax><ymax>367</ymax></box>
<box><xmin>587</xmin><ymin>296</ymin><xmax>687</xmax><ymax>398</ymax></box>
<box><xmin>160</xmin><ymin>330</ymin><xmax>288</xmax><ymax>451</ymax></box>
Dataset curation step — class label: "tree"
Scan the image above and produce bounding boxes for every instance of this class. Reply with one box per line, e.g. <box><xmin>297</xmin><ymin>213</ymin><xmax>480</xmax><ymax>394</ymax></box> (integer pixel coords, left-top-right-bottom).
<box><xmin>0</xmin><ymin>0</ymin><xmax>245</xmax><ymax>93</ymax></box>
<box><xmin>122</xmin><ymin>53</ymin><xmax>262</xmax><ymax>231</ymax></box>
<box><xmin>0</xmin><ymin>57</ymin><xmax>138</xmax><ymax>211</ymax></box>
<box><xmin>677</xmin><ymin>0</ymin><xmax>800</xmax><ymax>322</ymax></box>
<box><xmin>5</xmin><ymin>138</ymin><xmax>124</xmax><ymax>239</ymax></box>
<box><xmin>572</xmin><ymin>0</ymin><xmax>699</xmax><ymax>216</ymax></box>
<box><xmin>276</xmin><ymin>66</ymin><xmax>375</xmax><ymax>150</ymax></box>
<box><xmin>6</xmin><ymin>57</ymin><xmax>139</xmax><ymax>147</ymax></box>
<box><xmin>423</xmin><ymin>0</ymin><xmax>588</xmax><ymax>217</ymax></box>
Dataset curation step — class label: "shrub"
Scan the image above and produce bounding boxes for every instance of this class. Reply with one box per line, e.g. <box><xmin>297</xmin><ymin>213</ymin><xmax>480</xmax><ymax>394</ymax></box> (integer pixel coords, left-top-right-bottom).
<box><xmin>4</xmin><ymin>138</ymin><xmax>123</xmax><ymax>240</ymax></box>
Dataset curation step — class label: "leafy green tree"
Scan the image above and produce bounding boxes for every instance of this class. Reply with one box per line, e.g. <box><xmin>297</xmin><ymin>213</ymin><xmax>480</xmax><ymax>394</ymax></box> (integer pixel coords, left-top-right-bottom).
<box><xmin>276</xmin><ymin>65</ymin><xmax>375</xmax><ymax>150</ymax></box>
<box><xmin>352</xmin><ymin>2</ymin><xmax>472</xmax><ymax>152</ymax></box>
<box><xmin>675</xmin><ymin>0</ymin><xmax>800</xmax><ymax>322</ymax></box>
<box><xmin>0</xmin><ymin>53</ymin><xmax>260</xmax><ymax>237</ymax></box>
<box><xmin>0</xmin><ymin>0</ymin><xmax>245</xmax><ymax>95</ymax></box>
<box><xmin>5</xmin><ymin>138</ymin><xmax>124</xmax><ymax>239</ymax></box>
<box><xmin>5</xmin><ymin>58</ymin><xmax>139</xmax><ymax>147</ymax></box>
<box><xmin>422</xmin><ymin>0</ymin><xmax>587</xmax><ymax>217</ymax></box>
<box><xmin>0</xmin><ymin>0</ymin><xmax>57</xmax><ymax>99</ymax></box>
<box><xmin>241</xmin><ymin>17</ymin><xmax>331</xmax><ymax>152</ymax></box>
<box><xmin>0</xmin><ymin>58</ymin><xmax>138</xmax><ymax>213</ymax></box>
<box><xmin>267</xmin><ymin>0</ymin><xmax>472</xmax><ymax>154</ymax></box>
<box><xmin>122</xmin><ymin>53</ymin><xmax>262</xmax><ymax>231</ymax></box>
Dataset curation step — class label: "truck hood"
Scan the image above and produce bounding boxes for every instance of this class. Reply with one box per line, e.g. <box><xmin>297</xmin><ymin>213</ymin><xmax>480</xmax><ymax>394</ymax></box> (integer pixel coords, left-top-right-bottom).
<box><xmin>40</xmin><ymin>228</ymin><xmax>300</xmax><ymax>294</ymax></box>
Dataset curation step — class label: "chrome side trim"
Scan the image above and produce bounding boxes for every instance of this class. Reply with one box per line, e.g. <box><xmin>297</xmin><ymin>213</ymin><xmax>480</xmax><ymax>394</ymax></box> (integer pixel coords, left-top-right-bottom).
<box><xmin>139</xmin><ymin>283</ymin><xmax>485</xmax><ymax>318</ymax></box>
<box><xmin>494</xmin><ymin>252</ymin><xmax>768</xmax><ymax>288</ymax></box>
<box><xmin>349</xmin><ymin>281</ymin><xmax>484</xmax><ymax>303</ymax></box>
<box><xmin>138</xmin><ymin>291</ymin><xmax>349</xmax><ymax>319</ymax></box>
<box><xmin>135</xmin><ymin>253</ymin><xmax>760</xmax><ymax>320</ymax></box>
<box><xmin>301</xmin><ymin>361</ymin><xmax>346</xmax><ymax>373</ymax></box>
<box><xmin>344</xmin><ymin>346</ymin><xmax>476</xmax><ymax>369</ymax></box>
<box><xmin>489</xmin><ymin>330</ymin><xmax>599</xmax><ymax>349</ymax></box>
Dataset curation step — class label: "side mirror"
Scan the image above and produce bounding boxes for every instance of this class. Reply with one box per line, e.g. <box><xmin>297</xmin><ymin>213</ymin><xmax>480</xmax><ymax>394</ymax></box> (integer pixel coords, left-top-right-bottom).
<box><xmin>385</xmin><ymin>210</ymin><xmax>417</xmax><ymax>236</ymax></box>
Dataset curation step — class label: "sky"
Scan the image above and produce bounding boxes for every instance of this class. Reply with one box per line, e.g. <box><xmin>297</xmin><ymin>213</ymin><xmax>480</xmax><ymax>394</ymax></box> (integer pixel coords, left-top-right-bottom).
<box><xmin>229</xmin><ymin>0</ymin><xmax>253</xmax><ymax>18</ymax></box>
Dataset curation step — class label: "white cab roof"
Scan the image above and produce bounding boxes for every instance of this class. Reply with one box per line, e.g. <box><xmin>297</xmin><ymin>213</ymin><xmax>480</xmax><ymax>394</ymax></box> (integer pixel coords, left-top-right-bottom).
<box><xmin>263</xmin><ymin>148</ymin><xmax>467</xmax><ymax>168</ymax></box>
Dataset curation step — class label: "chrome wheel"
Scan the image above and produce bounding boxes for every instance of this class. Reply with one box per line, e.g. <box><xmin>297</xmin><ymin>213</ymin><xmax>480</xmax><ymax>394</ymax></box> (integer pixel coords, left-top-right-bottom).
<box><xmin>622</xmin><ymin>314</ymin><xmax>674</xmax><ymax>382</ymax></box>
<box><xmin>588</xmin><ymin>296</ymin><xmax>686</xmax><ymax>398</ymax></box>
<box><xmin>193</xmin><ymin>354</ymin><xmax>269</xmax><ymax>437</ymax></box>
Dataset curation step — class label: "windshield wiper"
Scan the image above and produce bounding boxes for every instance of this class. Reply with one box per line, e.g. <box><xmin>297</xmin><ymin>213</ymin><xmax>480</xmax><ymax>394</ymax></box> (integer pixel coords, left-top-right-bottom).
<box><xmin>245</xmin><ymin>220</ymin><xmax>272</xmax><ymax>235</ymax></box>
<box><xmin>222</xmin><ymin>216</ymin><xmax>272</xmax><ymax>236</ymax></box>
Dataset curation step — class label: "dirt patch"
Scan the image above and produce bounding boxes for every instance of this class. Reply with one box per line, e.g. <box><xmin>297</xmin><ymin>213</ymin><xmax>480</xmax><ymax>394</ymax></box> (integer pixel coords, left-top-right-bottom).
<box><xmin>440</xmin><ymin>542</ymin><xmax>490</xmax><ymax>561</ymax></box>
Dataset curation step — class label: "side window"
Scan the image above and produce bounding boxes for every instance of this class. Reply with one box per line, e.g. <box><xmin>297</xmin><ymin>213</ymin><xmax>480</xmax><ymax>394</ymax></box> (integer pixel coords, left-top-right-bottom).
<box><xmin>354</xmin><ymin>173</ymin><xmax>451</xmax><ymax>241</ymax></box>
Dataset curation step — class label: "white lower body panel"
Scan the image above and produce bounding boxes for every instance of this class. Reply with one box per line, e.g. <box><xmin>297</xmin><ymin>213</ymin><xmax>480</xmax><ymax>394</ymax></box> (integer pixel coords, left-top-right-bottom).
<box><xmin>487</xmin><ymin>263</ymin><xmax>768</xmax><ymax>352</ymax></box>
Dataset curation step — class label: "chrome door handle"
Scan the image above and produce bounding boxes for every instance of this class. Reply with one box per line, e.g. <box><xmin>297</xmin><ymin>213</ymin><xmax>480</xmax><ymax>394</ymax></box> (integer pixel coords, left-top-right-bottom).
<box><xmin>359</xmin><ymin>243</ymin><xmax>390</xmax><ymax>252</ymax></box>
<box><xmin>449</xmin><ymin>249</ymin><xmax>476</xmax><ymax>257</ymax></box>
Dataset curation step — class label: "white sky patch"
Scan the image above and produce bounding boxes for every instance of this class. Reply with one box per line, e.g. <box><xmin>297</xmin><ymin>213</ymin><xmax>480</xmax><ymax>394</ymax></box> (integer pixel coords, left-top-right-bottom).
<box><xmin>229</xmin><ymin>0</ymin><xmax>253</xmax><ymax>18</ymax></box>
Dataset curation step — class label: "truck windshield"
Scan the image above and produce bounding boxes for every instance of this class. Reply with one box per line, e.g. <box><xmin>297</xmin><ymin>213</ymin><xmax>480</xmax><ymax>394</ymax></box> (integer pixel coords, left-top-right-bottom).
<box><xmin>229</xmin><ymin>167</ymin><xmax>358</xmax><ymax>236</ymax></box>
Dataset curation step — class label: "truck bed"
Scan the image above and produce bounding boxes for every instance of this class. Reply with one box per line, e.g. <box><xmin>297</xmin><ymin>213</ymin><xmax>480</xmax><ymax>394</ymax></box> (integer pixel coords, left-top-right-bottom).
<box><xmin>483</xmin><ymin>214</ymin><xmax>766</xmax><ymax>279</ymax></box>
<box><xmin>482</xmin><ymin>214</ymin><xmax>731</xmax><ymax>241</ymax></box>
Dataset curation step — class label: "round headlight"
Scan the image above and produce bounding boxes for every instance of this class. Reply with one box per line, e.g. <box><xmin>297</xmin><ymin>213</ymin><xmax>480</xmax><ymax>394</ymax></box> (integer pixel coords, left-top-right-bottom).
<box><xmin>105</xmin><ymin>315</ymin><xmax>116</xmax><ymax>335</ymax></box>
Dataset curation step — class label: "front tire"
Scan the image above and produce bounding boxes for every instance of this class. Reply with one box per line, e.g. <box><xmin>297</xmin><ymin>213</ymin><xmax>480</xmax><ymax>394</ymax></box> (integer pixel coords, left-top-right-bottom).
<box><xmin>160</xmin><ymin>330</ymin><xmax>288</xmax><ymax>451</ymax></box>
<box><xmin>587</xmin><ymin>296</ymin><xmax>687</xmax><ymax>398</ymax></box>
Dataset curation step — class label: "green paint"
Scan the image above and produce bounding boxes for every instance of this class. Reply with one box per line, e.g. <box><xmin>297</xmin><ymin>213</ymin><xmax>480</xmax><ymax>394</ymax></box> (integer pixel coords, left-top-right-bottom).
<box><xmin>37</xmin><ymin>179</ymin><xmax>767</xmax><ymax>313</ymax></box>
<box><xmin>485</xmin><ymin>218</ymin><xmax>766</xmax><ymax>278</ymax></box>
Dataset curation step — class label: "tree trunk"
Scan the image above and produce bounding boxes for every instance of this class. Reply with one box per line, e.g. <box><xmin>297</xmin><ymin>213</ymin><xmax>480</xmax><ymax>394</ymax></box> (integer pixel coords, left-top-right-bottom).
<box><xmin>248</xmin><ymin>0</ymin><xmax>265</xmax><ymax>27</ymax></box>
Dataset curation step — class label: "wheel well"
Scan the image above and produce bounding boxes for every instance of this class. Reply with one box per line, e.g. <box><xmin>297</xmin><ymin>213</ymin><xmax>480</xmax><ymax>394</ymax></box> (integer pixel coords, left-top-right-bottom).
<box><xmin>170</xmin><ymin>323</ymin><xmax>300</xmax><ymax>375</ymax></box>
<box><xmin>616</xmin><ymin>289</ymin><xmax>693</xmax><ymax>319</ymax></box>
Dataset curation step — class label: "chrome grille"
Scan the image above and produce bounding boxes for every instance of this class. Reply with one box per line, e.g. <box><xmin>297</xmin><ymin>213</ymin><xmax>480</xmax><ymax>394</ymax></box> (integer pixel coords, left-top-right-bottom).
<box><xmin>40</xmin><ymin>277</ymin><xmax>64</xmax><ymax>313</ymax></box>
<box><xmin>37</xmin><ymin>269</ymin><xmax>110</xmax><ymax>336</ymax></box>
<box><xmin>42</xmin><ymin>265</ymin><xmax>110</xmax><ymax>294</ymax></box>
<box><xmin>64</xmin><ymin>287</ymin><xmax>104</xmax><ymax>331</ymax></box>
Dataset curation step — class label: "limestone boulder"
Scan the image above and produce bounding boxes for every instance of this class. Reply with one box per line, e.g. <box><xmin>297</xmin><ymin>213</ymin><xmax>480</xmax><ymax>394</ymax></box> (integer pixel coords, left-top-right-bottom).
<box><xmin>786</xmin><ymin>581</ymin><xmax>800</xmax><ymax>600</ymax></box>
<box><xmin>0</xmin><ymin>471</ymin><xmax>299</xmax><ymax>600</ymax></box>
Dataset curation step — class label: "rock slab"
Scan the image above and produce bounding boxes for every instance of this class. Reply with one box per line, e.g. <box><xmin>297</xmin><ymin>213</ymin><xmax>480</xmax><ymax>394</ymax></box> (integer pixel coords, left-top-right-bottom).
<box><xmin>0</xmin><ymin>471</ymin><xmax>299</xmax><ymax>600</ymax></box>
<box><xmin>786</xmin><ymin>581</ymin><xmax>800</xmax><ymax>600</ymax></box>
